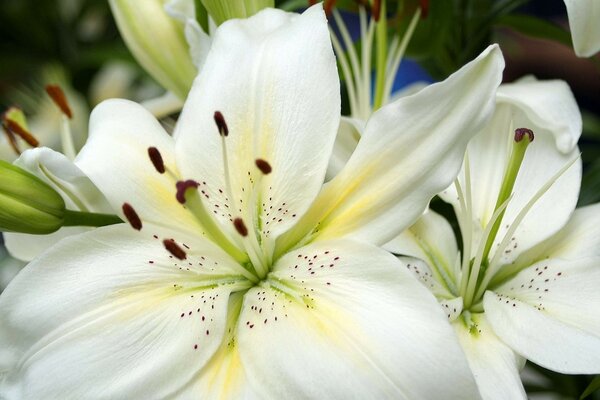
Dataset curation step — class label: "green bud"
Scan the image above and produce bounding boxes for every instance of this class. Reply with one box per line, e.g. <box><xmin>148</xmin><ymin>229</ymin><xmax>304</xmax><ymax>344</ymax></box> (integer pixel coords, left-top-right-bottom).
<box><xmin>201</xmin><ymin>0</ymin><xmax>274</xmax><ymax>25</ymax></box>
<box><xmin>109</xmin><ymin>0</ymin><xmax>197</xmax><ymax>100</ymax></box>
<box><xmin>0</xmin><ymin>160</ymin><xmax>66</xmax><ymax>234</ymax></box>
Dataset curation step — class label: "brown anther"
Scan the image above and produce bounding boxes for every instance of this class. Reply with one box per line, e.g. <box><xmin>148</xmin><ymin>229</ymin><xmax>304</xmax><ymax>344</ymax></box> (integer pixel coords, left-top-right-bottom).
<box><xmin>148</xmin><ymin>147</ymin><xmax>165</xmax><ymax>174</ymax></box>
<box><xmin>255</xmin><ymin>159</ymin><xmax>272</xmax><ymax>175</ymax></box>
<box><xmin>163</xmin><ymin>239</ymin><xmax>187</xmax><ymax>260</ymax></box>
<box><xmin>233</xmin><ymin>218</ymin><xmax>248</xmax><ymax>237</ymax></box>
<box><xmin>514</xmin><ymin>128</ymin><xmax>534</xmax><ymax>143</ymax></box>
<box><xmin>213</xmin><ymin>111</ymin><xmax>228</xmax><ymax>137</ymax></box>
<box><xmin>419</xmin><ymin>0</ymin><xmax>429</xmax><ymax>18</ymax></box>
<box><xmin>176</xmin><ymin>180</ymin><xmax>199</xmax><ymax>204</ymax></box>
<box><xmin>324</xmin><ymin>0</ymin><xmax>337</xmax><ymax>15</ymax></box>
<box><xmin>371</xmin><ymin>0</ymin><xmax>381</xmax><ymax>21</ymax></box>
<box><xmin>2</xmin><ymin>123</ymin><xmax>21</xmax><ymax>155</ymax></box>
<box><xmin>2</xmin><ymin>118</ymin><xmax>39</xmax><ymax>147</ymax></box>
<box><xmin>45</xmin><ymin>85</ymin><xmax>73</xmax><ymax>119</ymax></box>
<box><xmin>122</xmin><ymin>203</ymin><xmax>142</xmax><ymax>230</ymax></box>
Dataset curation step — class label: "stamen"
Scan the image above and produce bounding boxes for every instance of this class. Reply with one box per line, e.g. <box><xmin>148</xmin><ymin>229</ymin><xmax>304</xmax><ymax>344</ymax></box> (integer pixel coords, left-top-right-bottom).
<box><xmin>514</xmin><ymin>127</ymin><xmax>534</xmax><ymax>143</ymax></box>
<box><xmin>372</xmin><ymin>0</ymin><xmax>381</xmax><ymax>21</ymax></box>
<box><xmin>233</xmin><ymin>217</ymin><xmax>248</xmax><ymax>237</ymax></box>
<box><xmin>163</xmin><ymin>239</ymin><xmax>187</xmax><ymax>260</ymax></box>
<box><xmin>324</xmin><ymin>0</ymin><xmax>337</xmax><ymax>15</ymax></box>
<box><xmin>213</xmin><ymin>111</ymin><xmax>228</xmax><ymax>137</ymax></box>
<box><xmin>45</xmin><ymin>85</ymin><xmax>73</xmax><ymax>119</ymax></box>
<box><xmin>255</xmin><ymin>159</ymin><xmax>272</xmax><ymax>175</ymax></box>
<box><xmin>148</xmin><ymin>147</ymin><xmax>165</xmax><ymax>174</ymax></box>
<box><xmin>2</xmin><ymin>118</ymin><xmax>39</xmax><ymax>147</ymax></box>
<box><xmin>1</xmin><ymin>123</ymin><xmax>20</xmax><ymax>155</ymax></box>
<box><xmin>122</xmin><ymin>203</ymin><xmax>142</xmax><ymax>230</ymax></box>
<box><xmin>176</xmin><ymin>180</ymin><xmax>199</xmax><ymax>204</ymax></box>
<box><xmin>419</xmin><ymin>0</ymin><xmax>429</xmax><ymax>18</ymax></box>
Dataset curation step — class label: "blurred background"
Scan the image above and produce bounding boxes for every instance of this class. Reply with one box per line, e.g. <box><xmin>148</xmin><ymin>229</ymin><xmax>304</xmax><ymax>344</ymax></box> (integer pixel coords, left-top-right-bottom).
<box><xmin>0</xmin><ymin>0</ymin><xmax>598</xmax><ymax>398</ymax></box>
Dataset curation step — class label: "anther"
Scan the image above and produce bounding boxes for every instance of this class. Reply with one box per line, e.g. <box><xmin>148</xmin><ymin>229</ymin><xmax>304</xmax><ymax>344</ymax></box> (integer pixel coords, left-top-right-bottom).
<box><xmin>213</xmin><ymin>111</ymin><xmax>228</xmax><ymax>137</ymax></box>
<box><xmin>371</xmin><ymin>0</ymin><xmax>381</xmax><ymax>21</ymax></box>
<box><xmin>255</xmin><ymin>159</ymin><xmax>272</xmax><ymax>175</ymax></box>
<box><xmin>324</xmin><ymin>0</ymin><xmax>337</xmax><ymax>15</ymax></box>
<box><xmin>122</xmin><ymin>203</ymin><xmax>142</xmax><ymax>230</ymax></box>
<box><xmin>45</xmin><ymin>85</ymin><xmax>73</xmax><ymax>119</ymax></box>
<box><xmin>1</xmin><ymin>123</ymin><xmax>20</xmax><ymax>154</ymax></box>
<box><xmin>148</xmin><ymin>147</ymin><xmax>165</xmax><ymax>174</ymax></box>
<box><xmin>163</xmin><ymin>239</ymin><xmax>187</xmax><ymax>260</ymax></box>
<box><xmin>514</xmin><ymin>128</ymin><xmax>534</xmax><ymax>143</ymax></box>
<box><xmin>419</xmin><ymin>0</ymin><xmax>429</xmax><ymax>18</ymax></box>
<box><xmin>233</xmin><ymin>217</ymin><xmax>248</xmax><ymax>237</ymax></box>
<box><xmin>2</xmin><ymin>108</ymin><xmax>39</xmax><ymax>149</ymax></box>
<box><xmin>176</xmin><ymin>180</ymin><xmax>199</xmax><ymax>204</ymax></box>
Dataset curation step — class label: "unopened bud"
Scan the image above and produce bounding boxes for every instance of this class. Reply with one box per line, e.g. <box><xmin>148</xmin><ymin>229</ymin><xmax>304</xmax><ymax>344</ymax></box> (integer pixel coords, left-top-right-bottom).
<box><xmin>109</xmin><ymin>0</ymin><xmax>197</xmax><ymax>100</ymax></box>
<box><xmin>0</xmin><ymin>160</ymin><xmax>65</xmax><ymax>234</ymax></box>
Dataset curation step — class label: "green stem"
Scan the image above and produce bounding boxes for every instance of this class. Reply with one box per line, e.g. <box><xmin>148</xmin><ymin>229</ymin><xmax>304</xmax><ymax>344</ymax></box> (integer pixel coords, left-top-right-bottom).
<box><xmin>63</xmin><ymin>210</ymin><xmax>123</xmax><ymax>227</ymax></box>
<box><xmin>372</xmin><ymin>0</ymin><xmax>387</xmax><ymax>111</ymax></box>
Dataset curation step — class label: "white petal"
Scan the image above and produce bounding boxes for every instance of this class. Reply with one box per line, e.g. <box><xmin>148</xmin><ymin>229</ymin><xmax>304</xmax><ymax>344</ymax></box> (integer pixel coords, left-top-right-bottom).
<box><xmin>395</xmin><ymin>256</ymin><xmax>455</xmax><ymax>300</ymax></box>
<box><xmin>564</xmin><ymin>0</ymin><xmax>600</xmax><ymax>57</ymax></box>
<box><xmin>0</xmin><ymin>247</ymin><xmax>25</xmax><ymax>292</ymax></box>
<box><xmin>325</xmin><ymin>117</ymin><xmax>363</xmax><ymax>181</ymax></box>
<box><xmin>5</xmin><ymin>147</ymin><xmax>113</xmax><ymax>261</ymax></box>
<box><xmin>454</xmin><ymin>314</ymin><xmax>527</xmax><ymax>400</ymax></box>
<box><xmin>385</xmin><ymin>209</ymin><xmax>459</xmax><ymax>284</ymax></box>
<box><xmin>0</xmin><ymin>224</ymin><xmax>251</xmax><ymax>398</ymax></box>
<box><xmin>484</xmin><ymin>257</ymin><xmax>600</xmax><ymax>373</ymax></box>
<box><xmin>174</xmin><ymin>4</ymin><xmax>340</xmax><ymax>241</ymax></box>
<box><xmin>294</xmin><ymin>44</ymin><xmax>504</xmax><ymax>246</ymax></box>
<box><xmin>76</xmin><ymin>99</ymin><xmax>204</xmax><ymax>235</ymax></box>
<box><xmin>164</xmin><ymin>0</ymin><xmax>212</xmax><ymax>69</ymax></box>
<box><xmin>515</xmin><ymin>203</ymin><xmax>600</xmax><ymax>265</ymax></box>
<box><xmin>4</xmin><ymin>227</ymin><xmax>88</xmax><ymax>262</ymax></box>
<box><xmin>236</xmin><ymin>240</ymin><xmax>480</xmax><ymax>399</ymax></box>
<box><xmin>441</xmin><ymin>79</ymin><xmax>582</xmax><ymax>264</ymax></box>
<box><xmin>497</xmin><ymin>78</ymin><xmax>581</xmax><ymax>153</ymax></box>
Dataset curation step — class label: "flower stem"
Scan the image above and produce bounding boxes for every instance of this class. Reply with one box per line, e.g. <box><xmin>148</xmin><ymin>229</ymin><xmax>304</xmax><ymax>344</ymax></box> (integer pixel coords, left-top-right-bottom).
<box><xmin>62</xmin><ymin>210</ymin><xmax>122</xmax><ymax>227</ymax></box>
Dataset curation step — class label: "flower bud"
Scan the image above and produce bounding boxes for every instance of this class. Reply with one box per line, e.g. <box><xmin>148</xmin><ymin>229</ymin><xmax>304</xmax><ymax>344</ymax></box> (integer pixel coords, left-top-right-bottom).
<box><xmin>200</xmin><ymin>0</ymin><xmax>274</xmax><ymax>25</ymax></box>
<box><xmin>108</xmin><ymin>0</ymin><xmax>197</xmax><ymax>100</ymax></box>
<box><xmin>0</xmin><ymin>160</ymin><xmax>65</xmax><ymax>234</ymax></box>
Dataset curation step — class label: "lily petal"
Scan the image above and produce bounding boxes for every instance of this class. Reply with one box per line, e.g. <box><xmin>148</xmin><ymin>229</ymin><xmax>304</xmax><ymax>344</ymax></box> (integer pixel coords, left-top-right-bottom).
<box><xmin>0</xmin><ymin>224</ymin><xmax>250</xmax><ymax>398</ymax></box>
<box><xmin>5</xmin><ymin>147</ymin><xmax>113</xmax><ymax>261</ymax></box>
<box><xmin>484</xmin><ymin>257</ymin><xmax>600</xmax><ymax>374</ymax></box>
<box><xmin>76</xmin><ymin>99</ymin><xmax>204</xmax><ymax>235</ymax></box>
<box><xmin>165</xmin><ymin>0</ymin><xmax>212</xmax><ymax>70</ymax></box>
<box><xmin>174</xmin><ymin>4</ymin><xmax>340</xmax><ymax>242</ymax></box>
<box><xmin>286</xmin><ymin>44</ymin><xmax>504</xmax><ymax>248</ymax></box>
<box><xmin>514</xmin><ymin>203</ymin><xmax>600</xmax><ymax>265</ymax></box>
<box><xmin>325</xmin><ymin>117</ymin><xmax>363</xmax><ymax>181</ymax></box>
<box><xmin>564</xmin><ymin>0</ymin><xmax>600</xmax><ymax>57</ymax></box>
<box><xmin>385</xmin><ymin>209</ymin><xmax>459</xmax><ymax>287</ymax></box>
<box><xmin>237</xmin><ymin>240</ymin><xmax>480</xmax><ymax>399</ymax></box>
<box><xmin>454</xmin><ymin>314</ymin><xmax>527</xmax><ymax>400</ymax></box>
<box><xmin>440</xmin><ymin>79</ymin><xmax>582</xmax><ymax>264</ymax></box>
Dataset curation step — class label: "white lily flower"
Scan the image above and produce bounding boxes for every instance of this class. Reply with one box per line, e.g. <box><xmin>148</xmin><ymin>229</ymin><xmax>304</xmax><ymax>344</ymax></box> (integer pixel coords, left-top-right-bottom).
<box><xmin>563</xmin><ymin>0</ymin><xmax>600</xmax><ymax>57</ymax></box>
<box><xmin>386</xmin><ymin>77</ymin><xmax>600</xmax><ymax>399</ymax></box>
<box><xmin>0</xmin><ymin>5</ymin><xmax>504</xmax><ymax>397</ymax></box>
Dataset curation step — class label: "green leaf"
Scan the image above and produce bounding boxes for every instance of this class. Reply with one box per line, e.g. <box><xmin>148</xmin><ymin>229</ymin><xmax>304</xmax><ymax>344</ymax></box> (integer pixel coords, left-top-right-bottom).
<box><xmin>580</xmin><ymin>375</ymin><xmax>600</xmax><ymax>400</ymax></box>
<box><xmin>495</xmin><ymin>14</ymin><xmax>572</xmax><ymax>48</ymax></box>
